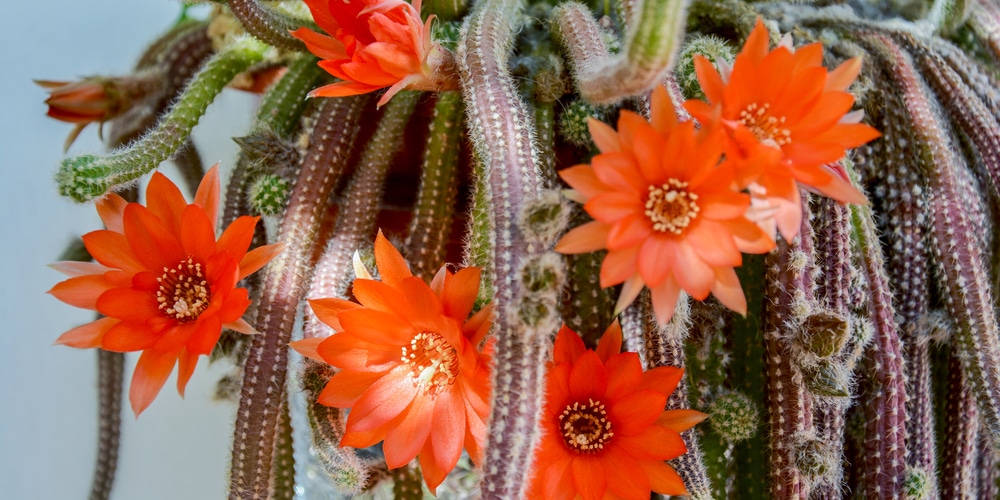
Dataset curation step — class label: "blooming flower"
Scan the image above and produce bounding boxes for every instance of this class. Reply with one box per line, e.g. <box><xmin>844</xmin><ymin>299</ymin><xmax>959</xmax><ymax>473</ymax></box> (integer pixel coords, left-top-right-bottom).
<box><xmin>49</xmin><ymin>165</ymin><xmax>282</xmax><ymax>416</ymax></box>
<box><xmin>528</xmin><ymin>322</ymin><xmax>706</xmax><ymax>500</ymax></box>
<box><xmin>685</xmin><ymin>18</ymin><xmax>880</xmax><ymax>240</ymax></box>
<box><xmin>290</xmin><ymin>232</ymin><xmax>494</xmax><ymax>493</ymax></box>
<box><xmin>555</xmin><ymin>86</ymin><xmax>775</xmax><ymax>324</ymax></box>
<box><xmin>292</xmin><ymin>0</ymin><xmax>457</xmax><ymax>107</ymax></box>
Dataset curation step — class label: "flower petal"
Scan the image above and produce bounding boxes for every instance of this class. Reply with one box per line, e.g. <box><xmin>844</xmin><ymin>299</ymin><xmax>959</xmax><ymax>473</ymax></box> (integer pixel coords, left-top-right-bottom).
<box><xmin>54</xmin><ymin>317</ymin><xmax>119</xmax><ymax>349</ymax></box>
<box><xmin>374</xmin><ymin>230</ymin><xmax>412</xmax><ymax>286</ymax></box>
<box><xmin>193</xmin><ymin>164</ymin><xmax>221</xmax><ymax>230</ymax></box>
<box><xmin>346</xmin><ymin>367</ymin><xmax>418</xmax><ymax>432</ymax></box>
<box><xmin>383</xmin><ymin>391</ymin><xmax>434</xmax><ymax>468</ymax></box>
<box><xmin>129</xmin><ymin>348</ymin><xmax>178</xmax><ymax>416</ymax></box>
<box><xmin>145</xmin><ymin>171</ymin><xmax>188</xmax><ymax>235</ymax></box>
<box><xmin>554</xmin><ymin>324</ymin><xmax>587</xmax><ymax>365</ymax></box>
<box><xmin>176</xmin><ymin>348</ymin><xmax>199</xmax><ymax>397</ymax></box>
<box><xmin>95</xmin><ymin>193</ymin><xmax>128</xmax><ymax>233</ymax></box>
<box><xmin>101</xmin><ymin>320</ymin><xmax>163</xmax><ymax>352</ymax></box>
<box><xmin>571</xmin><ymin>456</ymin><xmax>608</xmax><ymax>500</ymax></box>
<box><xmin>569</xmin><ymin>351</ymin><xmax>607</xmax><ymax>401</ymax></box>
<box><xmin>318</xmin><ymin>369</ymin><xmax>388</xmax><ymax>407</ymax></box>
<box><xmin>657</xmin><ymin>409</ymin><xmax>708</xmax><ymax>433</ymax></box>
<box><xmin>555</xmin><ymin>221</ymin><xmax>611</xmax><ymax>254</ymax></box>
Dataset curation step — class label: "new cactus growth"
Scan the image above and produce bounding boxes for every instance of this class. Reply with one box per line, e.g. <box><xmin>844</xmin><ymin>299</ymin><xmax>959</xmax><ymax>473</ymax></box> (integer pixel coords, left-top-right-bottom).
<box><xmin>39</xmin><ymin>0</ymin><xmax>1000</xmax><ymax>498</ymax></box>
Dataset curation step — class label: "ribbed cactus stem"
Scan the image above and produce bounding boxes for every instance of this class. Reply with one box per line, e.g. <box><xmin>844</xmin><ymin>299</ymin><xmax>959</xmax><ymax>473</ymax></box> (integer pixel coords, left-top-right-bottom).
<box><xmin>270</xmin><ymin>397</ymin><xmax>295</xmax><ymax>500</ymax></box>
<box><xmin>730</xmin><ymin>253</ymin><xmax>770</xmax><ymax>499</ymax></box>
<box><xmin>940</xmin><ymin>349</ymin><xmax>979</xmax><ymax>498</ymax></box>
<box><xmin>227</xmin><ymin>96</ymin><xmax>367</xmax><ymax>500</ymax></box>
<box><xmin>976</xmin><ymin>429</ymin><xmax>996</xmax><ymax>497</ymax></box>
<box><xmin>302</xmin><ymin>91</ymin><xmax>420</xmax><ymax>341</ymax></box>
<box><xmin>554</xmin><ymin>0</ymin><xmax>690</xmax><ymax>104</ymax></box>
<box><xmin>850</xmin><ymin>197</ymin><xmax>909</xmax><ymax>499</ymax></box>
<box><xmin>89</xmin><ymin>349</ymin><xmax>123</xmax><ymax>500</ymax></box>
<box><xmin>867</xmin><ymin>32</ymin><xmax>1000</xmax><ymax>449</ymax></box>
<box><xmin>458</xmin><ymin>0</ymin><xmax>560</xmax><ymax>495</ymax></box>
<box><xmin>174</xmin><ymin>141</ymin><xmax>205</xmax><ymax>197</ymax></box>
<box><xmin>56</xmin><ymin>37</ymin><xmax>268</xmax><ymax>202</ymax></box>
<box><xmin>228</xmin><ymin>0</ymin><xmax>310</xmax><ymax>51</ymax></box>
<box><xmin>404</xmin><ymin>91</ymin><xmax>465</xmax><ymax>280</ymax></box>
<box><xmin>223</xmin><ymin>53</ymin><xmax>321</xmax><ymax>227</ymax></box>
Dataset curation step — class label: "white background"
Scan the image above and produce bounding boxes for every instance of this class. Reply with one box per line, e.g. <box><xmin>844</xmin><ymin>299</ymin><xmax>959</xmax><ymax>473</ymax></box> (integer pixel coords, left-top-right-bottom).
<box><xmin>0</xmin><ymin>2</ymin><xmax>261</xmax><ymax>498</ymax></box>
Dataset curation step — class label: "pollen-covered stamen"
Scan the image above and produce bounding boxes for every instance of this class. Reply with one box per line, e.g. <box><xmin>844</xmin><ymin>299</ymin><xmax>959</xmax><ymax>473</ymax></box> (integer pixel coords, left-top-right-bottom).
<box><xmin>739</xmin><ymin>102</ymin><xmax>792</xmax><ymax>146</ymax></box>
<box><xmin>401</xmin><ymin>332</ymin><xmax>459</xmax><ymax>394</ymax></box>
<box><xmin>156</xmin><ymin>258</ymin><xmax>211</xmax><ymax>322</ymax></box>
<box><xmin>559</xmin><ymin>398</ymin><xmax>614</xmax><ymax>453</ymax></box>
<box><xmin>645</xmin><ymin>179</ymin><xmax>700</xmax><ymax>234</ymax></box>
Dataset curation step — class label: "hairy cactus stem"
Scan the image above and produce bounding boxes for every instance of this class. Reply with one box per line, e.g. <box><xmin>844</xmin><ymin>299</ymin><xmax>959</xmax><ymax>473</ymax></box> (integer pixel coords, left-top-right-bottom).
<box><xmin>302</xmin><ymin>90</ymin><xmax>420</xmax><ymax>340</ymax></box>
<box><xmin>56</xmin><ymin>37</ymin><xmax>269</xmax><ymax>203</ymax></box>
<box><xmin>968</xmin><ymin>1</ymin><xmax>1000</xmax><ymax>62</ymax></box>
<box><xmin>227</xmin><ymin>95</ymin><xmax>368</xmax><ymax>500</ymax></box>
<box><xmin>457</xmin><ymin>0</ymin><xmax>560</xmax><ymax>495</ymax></box>
<box><xmin>89</xmin><ymin>348</ymin><xmax>124</xmax><ymax>500</ymax></box>
<box><xmin>850</xmin><ymin>194</ymin><xmax>909</xmax><ymax>499</ymax></box>
<box><xmin>269</xmin><ymin>396</ymin><xmax>295</xmax><ymax>500</ymax></box>
<box><xmin>223</xmin><ymin>54</ymin><xmax>322</xmax><ymax>228</ymax></box>
<box><xmin>107</xmin><ymin>22</ymin><xmax>215</xmax><ymax>148</ymax></box>
<box><xmin>865</xmin><ymin>31</ymin><xmax>1000</xmax><ymax>449</ymax></box>
<box><xmin>977</xmin><ymin>428</ymin><xmax>997</xmax><ymax>498</ymax></box>
<box><xmin>227</xmin><ymin>0</ymin><xmax>311</xmax><ymax>51</ymax></box>
<box><xmin>553</xmin><ymin>0</ymin><xmax>690</xmax><ymax>104</ymax></box>
<box><xmin>940</xmin><ymin>349</ymin><xmax>980</xmax><ymax>498</ymax></box>
<box><xmin>403</xmin><ymin>91</ymin><xmax>465</xmax><ymax>280</ymax></box>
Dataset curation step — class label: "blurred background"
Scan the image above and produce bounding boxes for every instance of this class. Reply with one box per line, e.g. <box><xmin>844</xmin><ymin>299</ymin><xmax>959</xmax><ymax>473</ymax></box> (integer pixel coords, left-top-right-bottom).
<box><xmin>1</xmin><ymin>2</ymin><xmax>261</xmax><ymax>498</ymax></box>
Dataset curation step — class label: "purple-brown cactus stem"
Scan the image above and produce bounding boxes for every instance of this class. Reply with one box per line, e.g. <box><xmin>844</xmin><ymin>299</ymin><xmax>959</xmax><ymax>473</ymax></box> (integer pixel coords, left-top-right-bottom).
<box><xmin>763</xmin><ymin>196</ymin><xmax>818</xmax><ymax>500</ymax></box>
<box><xmin>968</xmin><ymin>1</ymin><xmax>1000</xmax><ymax>62</ymax></box>
<box><xmin>930</xmin><ymin>37</ymin><xmax>1000</xmax><ymax>123</ymax></box>
<box><xmin>228</xmin><ymin>95</ymin><xmax>368</xmax><ymax>500</ymax></box>
<box><xmin>623</xmin><ymin>293</ymin><xmax>714</xmax><ymax>499</ymax></box>
<box><xmin>270</xmin><ymin>396</ymin><xmax>295</xmax><ymax>500</ymax></box>
<box><xmin>941</xmin><ymin>350</ymin><xmax>979</xmax><ymax>498</ymax></box>
<box><xmin>89</xmin><ymin>348</ymin><xmax>123</xmax><ymax>500</ymax></box>
<box><xmin>850</xmin><ymin>193</ymin><xmax>909</xmax><ymax>500</ymax></box>
<box><xmin>867</xmin><ymin>31</ymin><xmax>1000</xmax><ymax>449</ymax></box>
<box><xmin>403</xmin><ymin>91</ymin><xmax>465</xmax><ymax>280</ymax></box>
<box><xmin>457</xmin><ymin>0</ymin><xmax>559</xmax><ymax>496</ymax></box>
<box><xmin>900</xmin><ymin>34</ymin><xmax>1000</xmax><ymax>199</ymax></box>
<box><xmin>302</xmin><ymin>91</ymin><xmax>420</xmax><ymax>340</ymax></box>
<box><xmin>228</xmin><ymin>0</ymin><xmax>309</xmax><ymax>52</ymax></box>
<box><xmin>977</xmin><ymin>428</ymin><xmax>997</xmax><ymax>499</ymax></box>
<box><xmin>553</xmin><ymin>0</ymin><xmax>690</xmax><ymax>104</ymax></box>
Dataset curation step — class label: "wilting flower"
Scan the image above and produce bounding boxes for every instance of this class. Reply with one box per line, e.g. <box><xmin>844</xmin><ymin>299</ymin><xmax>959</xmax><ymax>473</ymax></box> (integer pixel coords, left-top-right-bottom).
<box><xmin>49</xmin><ymin>165</ymin><xmax>282</xmax><ymax>416</ymax></box>
<box><xmin>528</xmin><ymin>322</ymin><xmax>706</xmax><ymax>500</ymax></box>
<box><xmin>37</xmin><ymin>76</ymin><xmax>151</xmax><ymax>150</ymax></box>
<box><xmin>292</xmin><ymin>0</ymin><xmax>457</xmax><ymax>106</ymax></box>
<box><xmin>555</xmin><ymin>86</ymin><xmax>774</xmax><ymax>324</ymax></box>
<box><xmin>290</xmin><ymin>232</ymin><xmax>494</xmax><ymax>493</ymax></box>
<box><xmin>685</xmin><ymin>18</ymin><xmax>880</xmax><ymax>240</ymax></box>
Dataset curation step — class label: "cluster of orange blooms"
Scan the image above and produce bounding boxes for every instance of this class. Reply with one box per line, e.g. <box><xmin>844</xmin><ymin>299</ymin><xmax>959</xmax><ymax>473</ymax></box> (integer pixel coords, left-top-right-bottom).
<box><xmin>45</xmin><ymin>0</ymin><xmax>878</xmax><ymax>496</ymax></box>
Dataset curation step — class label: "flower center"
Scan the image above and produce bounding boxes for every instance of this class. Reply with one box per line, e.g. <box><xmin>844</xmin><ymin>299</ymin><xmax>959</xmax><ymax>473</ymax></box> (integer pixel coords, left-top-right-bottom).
<box><xmin>401</xmin><ymin>332</ymin><xmax>459</xmax><ymax>394</ymax></box>
<box><xmin>739</xmin><ymin>102</ymin><xmax>791</xmax><ymax>146</ymax></box>
<box><xmin>559</xmin><ymin>399</ymin><xmax>613</xmax><ymax>454</ymax></box>
<box><xmin>156</xmin><ymin>258</ymin><xmax>211</xmax><ymax>322</ymax></box>
<box><xmin>645</xmin><ymin>179</ymin><xmax>700</xmax><ymax>234</ymax></box>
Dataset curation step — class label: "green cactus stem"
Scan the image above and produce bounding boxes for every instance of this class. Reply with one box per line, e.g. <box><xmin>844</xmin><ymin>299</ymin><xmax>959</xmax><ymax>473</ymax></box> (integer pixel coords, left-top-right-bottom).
<box><xmin>56</xmin><ymin>37</ymin><xmax>269</xmax><ymax>202</ymax></box>
<box><xmin>866</xmin><ymin>32</ymin><xmax>1000</xmax><ymax>450</ymax></box>
<box><xmin>302</xmin><ymin>90</ymin><xmax>420</xmax><ymax>340</ymax></box>
<box><xmin>270</xmin><ymin>396</ymin><xmax>295</xmax><ymax>500</ymax></box>
<box><xmin>227</xmin><ymin>96</ymin><xmax>368</xmax><ymax>500</ymax></box>
<box><xmin>404</xmin><ymin>91</ymin><xmax>465</xmax><ymax>280</ymax></box>
<box><xmin>228</xmin><ymin>0</ymin><xmax>310</xmax><ymax>51</ymax></box>
<box><xmin>850</xmin><ymin>188</ymin><xmax>909</xmax><ymax>499</ymax></box>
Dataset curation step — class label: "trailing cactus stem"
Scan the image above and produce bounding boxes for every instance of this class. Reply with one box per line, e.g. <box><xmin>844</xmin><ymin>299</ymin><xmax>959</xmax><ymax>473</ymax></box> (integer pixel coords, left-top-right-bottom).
<box><xmin>303</xmin><ymin>91</ymin><xmax>420</xmax><ymax>340</ymax></box>
<box><xmin>404</xmin><ymin>91</ymin><xmax>465</xmax><ymax>280</ymax></box>
<box><xmin>850</xmin><ymin>199</ymin><xmax>909</xmax><ymax>499</ymax></box>
<box><xmin>867</xmin><ymin>32</ymin><xmax>1000</xmax><ymax>449</ymax></box>
<box><xmin>227</xmin><ymin>96</ymin><xmax>367</xmax><ymax>500</ymax></box>
<box><xmin>56</xmin><ymin>37</ymin><xmax>269</xmax><ymax>202</ymax></box>
<box><xmin>89</xmin><ymin>349</ymin><xmax>123</xmax><ymax>500</ymax></box>
<box><xmin>228</xmin><ymin>0</ymin><xmax>310</xmax><ymax>51</ymax></box>
<box><xmin>941</xmin><ymin>350</ymin><xmax>979</xmax><ymax>498</ymax></box>
<box><xmin>269</xmin><ymin>396</ymin><xmax>295</xmax><ymax>500</ymax></box>
<box><xmin>554</xmin><ymin>0</ymin><xmax>691</xmax><ymax>104</ymax></box>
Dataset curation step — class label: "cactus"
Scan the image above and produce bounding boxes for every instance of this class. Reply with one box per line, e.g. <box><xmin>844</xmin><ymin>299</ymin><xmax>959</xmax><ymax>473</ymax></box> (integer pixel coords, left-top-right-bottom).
<box><xmin>40</xmin><ymin>1</ymin><xmax>1000</xmax><ymax>499</ymax></box>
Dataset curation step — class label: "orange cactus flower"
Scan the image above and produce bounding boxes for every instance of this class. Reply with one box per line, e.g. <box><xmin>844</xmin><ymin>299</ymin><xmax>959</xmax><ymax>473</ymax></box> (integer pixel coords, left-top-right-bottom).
<box><xmin>290</xmin><ymin>232</ymin><xmax>494</xmax><ymax>493</ymax></box>
<box><xmin>292</xmin><ymin>0</ymin><xmax>457</xmax><ymax>107</ymax></box>
<box><xmin>528</xmin><ymin>322</ymin><xmax>706</xmax><ymax>500</ymax></box>
<box><xmin>685</xmin><ymin>18</ymin><xmax>880</xmax><ymax>240</ymax></box>
<box><xmin>555</xmin><ymin>86</ymin><xmax>775</xmax><ymax>325</ymax></box>
<box><xmin>49</xmin><ymin>165</ymin><xmax>283</xmax><ymax>416</ymax></box>
<box><xmin>37</xmin><ymin>76</ymin><xmax>150</xmax><ymax>150</ymax></box>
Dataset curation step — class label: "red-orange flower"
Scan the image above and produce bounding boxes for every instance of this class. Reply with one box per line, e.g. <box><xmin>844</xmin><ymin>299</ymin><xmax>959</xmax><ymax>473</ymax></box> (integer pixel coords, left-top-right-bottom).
<box><xmin>37</xmin><ymin>77</ymin><xmax>148</xmax><ymax>150</ymax></box>
<box><xmin>555</xmin><ymin>86</ymin><xmax>774</xmax><ymax>324</ymax></box>
<box><xmin>290</xmin><ymin>232</ymin><xmax>494</xmax><ymax>493</ymax></box>
<box><xmin>49</xmin><ymin>165</ymin><xmax>282</xmax><ymax>416</ymax></box>
<box><xmin>528</xmin><ymin>322</ymin><xmax>706</xmax><ymax>500</ymax></box>
<box><xmin>292</xmin><ymin>0</ymin><xmax>457</xmax><ymax>107</ymax></box>
<box><xmin>685</xmin><ymin>18</ymin><xmax>880</xmax><ymax>240</ymax></box>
